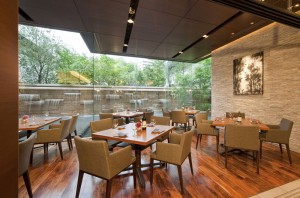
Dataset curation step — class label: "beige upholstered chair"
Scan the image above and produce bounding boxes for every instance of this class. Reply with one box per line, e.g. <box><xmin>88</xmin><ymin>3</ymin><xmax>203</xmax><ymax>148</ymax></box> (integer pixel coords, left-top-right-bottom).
<box><xmin>144</xmin><ymin>111</ymin><xmax>154</xmax><ymax>123</ymax></box>
<box><xmin>137</xmin><ymin>108</ymin><xmax>147</xmax><ymax>112</ymax></box>
<box><xmin>195</xmin><ymin>119</ymin><xmax>219</xmax><ymax>151</ymax></box>
<box><xmin>90</xmin><ymin>118</ymin><xmax>121</xmax><ymax>150</ymax></box>
<box><xmin>260</xmin><ymin>118</ymin><xmax>294</xmax><ymax>164</ymax></box>
<box><xmin>19</xmin><ymin>134</ymin><xmax>35</xmax><ymax>198</ymax></box>
<box><xmin>151</xmin><ymin>116</ymin><xmax>171</xmax><ymax>143</ymax></box>
<box><xmin>102</xmin><ymin>108</ymin><xmax>114</xmax><ymax>113</ymax></box>
<box><xmin>225</xmin><ymin>124</ymin><xmax>260</xmax><ymax>173</ymax></box>
<box><xmin>74</xmin><ymin>137</ymin><xmax>136</xmax><ymax>198</ymax></box>
<box><xmin>171</xmin><ymin>110</ymin><xmax>189</xmax><ymax>131</ymax></box>
<box><xmin>226</xmin><ymin>112</ymin><xmax>245</xmax><ymax>118</ymax></box>
<box><xmin>150</xmin><ymin>127</ymin><xmax>194</xmax><ymax>193</ymax></box>
<box><xmin>99</xmin><ymin>113</ymin><xmax>123</xmax><ymax>126</ymax></box>
<box><xmin>193</xmin><ymin>111</ymin><xmax>209</xmax><ymax>125</ymax></box>
<box><xmin>162</xmin><ymin>108</ymin><xmax>172</xmax><ymax>119</ymax></box>
<box><xmin>35</xmin><ymin>118</ymin><xmax>71</xmax><ymax>160</ymax></box>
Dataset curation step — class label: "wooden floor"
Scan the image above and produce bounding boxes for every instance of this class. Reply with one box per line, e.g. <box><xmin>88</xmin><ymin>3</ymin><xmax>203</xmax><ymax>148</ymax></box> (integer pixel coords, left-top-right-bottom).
<box><xmin>18</xmin><ymin>130</ymin><xmax>300</xmax><ymax>198</ymax></box>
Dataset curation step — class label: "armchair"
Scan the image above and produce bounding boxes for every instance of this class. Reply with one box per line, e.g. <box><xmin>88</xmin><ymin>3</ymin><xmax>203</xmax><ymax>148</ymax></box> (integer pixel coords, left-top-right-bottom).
<box><xmin>171</xmin><ymin>110</ymin><xmax>189</xmax><ymax>131</ymax></box>
<box><xmin>195</xmin><ymin>119</ymin><xmax>219</xmax><ymax>151</ymax></box>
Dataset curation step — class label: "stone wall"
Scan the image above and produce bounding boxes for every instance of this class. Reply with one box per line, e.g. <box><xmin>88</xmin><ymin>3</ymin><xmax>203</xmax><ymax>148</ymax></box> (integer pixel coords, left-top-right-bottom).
<box><xmin>211</xmin><ymin>22</ymin><xmax>300</xmax><ymax>152</ymax></box>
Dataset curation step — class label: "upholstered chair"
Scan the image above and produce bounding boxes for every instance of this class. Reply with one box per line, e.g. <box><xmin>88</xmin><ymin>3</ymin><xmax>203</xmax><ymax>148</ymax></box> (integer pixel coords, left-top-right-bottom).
<box><xmin>151</xmin><ymin>116</ymin><xmax>171</xmax><ymax>143</ymax></box>
<box><xmin>193</xmin><ymin>111</ymin><xmax>209</xmax><ymax>125</ymax></box>
<box><xmin>225</xmin><ymin>124</ymin><xmax>260</xmax><ymax>173</ymax></box>
<box><xmin>35</xmin><ymin>118</ymin><xmax>71</xmax><ymax>160</ymax></box>
<box><xmin>144</xmin><ymin>111</ymin><xmax>154</xmax><ymax>123</ymax></box>
<box><xmin>102</xmin><ymin>108</ymin><xmax>114</xmax><ymax>113</ymax></box>
<box><xmin>162</xmin><ymin>108</ymin><xmax>172</xmax><ymax>119</ymax></box>
<box><xmin>74</xmin><ymin>137</ymin><xmax>136</xmax><ymax>198</ymax></box>
<box><xmin>99</xmin><ymin>113</ymin><xmax>123</xmax><ymax>126</ymax></box>
<box><xmin>137</xmin><ymin>108</ymin><xmax>147</xmax><ymax>112</ymax></box>
<box><xmin>226</xmin><ymin>112</ymin><xmax>246</xmax><ymax>118</ymax></box>
<box><xmin>90</xmin><ymin>118</ymin><xmax>121</xmax><ymax>150</ymax></box>
<box><xmin>260</xmin><ymin>118</ymin><xmax>294</xmax><ymax>164</ymax></box>
<box><xmin>171</xmin><ymin>110</ymin><xmax>189</xmax><ymax>131</ymax></box>
<box><xmin>150</xmin><ymin>127</ymin><xmax>194</xmax><ymax>194</ymax></box>
<box><xmin>19</xmin><ymin>134</ymin><xmax>35</xmax><ymax>198</ymax></box>
<box><xmin>195</xmin><ymin>119</ymin><xmax>219</xmax><ymax>151</ymax></box>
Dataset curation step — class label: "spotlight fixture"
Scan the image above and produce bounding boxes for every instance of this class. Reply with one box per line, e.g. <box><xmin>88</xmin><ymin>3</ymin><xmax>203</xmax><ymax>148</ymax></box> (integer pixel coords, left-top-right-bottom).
<box><xmin>128</xmin><ymin>18</ymin><xmax>134</xmax><ymax>24</ymax></box>
<box><xmin>250</xmin><ymin>22</ymin><xmax>254</xmax><ymax>25</ymax></box>
<box><xmin>129</xmin><ymin>7</ymin><xmax>135</xmax><ymax>14</ymax></box>
<box><xmin>124</xmin><ymin>44</ymin><xmax>128</xmax><ymax>47</ymax></box>
<box><xmin>203</xmin><ymin>34</ymin><xmax>209</xmax><ymax>38</ymax></box>
<box><xmin>179</xmin><ymin>51</ymin><xmax>183</xmax><ymax>54</ymax></box>
<box><xmin>295</xmin><ymin>4</ymin><xmax>300</xmax><ymax>8</ymax></box>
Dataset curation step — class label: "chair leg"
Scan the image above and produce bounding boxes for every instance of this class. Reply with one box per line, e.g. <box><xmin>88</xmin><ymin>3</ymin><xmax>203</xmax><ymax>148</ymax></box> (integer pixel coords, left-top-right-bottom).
<box><xmin>132</xmin><ymin>161</ymin><xmax>137</xmax><ymax>189</ymax></box>
<box><xmin>196</xmin><ymin>134</ymin><xmax>200</xmax><ymax>149</ymax></box>
<box><xmin>150</xmin><ymin>158</ymin><xmax>154</xmax><ymax>185</ymax></box>
<box><xmin>256</xmin><ymin>151</ymin><xmax>260</xmax><ymax>174</ymax></box>
<box><xmin>58</xmin><ymin>142</ymin><xmax>63</xmax><ymax>160</ymax></box>
<box><xmin>75</xmin><ymin>170</ymin><xmax>84</xmax><ymax>198</ymax></box>
<box><xmin>225</xmin><ymin>146</ymin><xmax>228</xmax><ymax>168</ymax></box>
<box><xmin>23</xmin><ymin>170</ymin><xmax>33</xmax><ymax>198</ymax></box>
<box><xmin>44</xmin><ymin>143</ymin><xmax>46</xmax><ymax>154</ymax></box>
<box><xmin>106</xmin><ymin>179</ymin><xmax>112</xmax><ymax>198</ymax></box>
<box><xmin>188</xmin><ymin>153</ymin><xmax>194</xmax><ymax>175</ymax></box>
<box><xmin>67</xmin><ymin>137</ymin><xmax>72</xmax><ymax>151</ymax></box>
<box><xmin>216</xmin><ymin>135</ymin><xmax>219</xmax><ymax>152</ymax></box>
<box><xmin>279</xmin><ymin>143</ymin><xmax>283</xmax><ymax>154</ymax></box>
<box><xmin>286</xmin><ymin>144</ymin><xmax>292</xmax><ymax>164</ymax></box>
<box><xmin>260</xmin><ymin>140</ymin><xmax>263</xmax><ymax>159</ymax></box>
<box><xmin>74</xmin><ymin>129</ymin><xmax>77</xmax><ymax>136</ymax></box>
<box><xmin>69</xmin><ymin>134</ymin><xmax>73</xmax><ymax>150</ymax></box>
<box><xmin>177</xmin><ymin>165</ymin><xmax>184</xmax><ymax>194</ymax></box>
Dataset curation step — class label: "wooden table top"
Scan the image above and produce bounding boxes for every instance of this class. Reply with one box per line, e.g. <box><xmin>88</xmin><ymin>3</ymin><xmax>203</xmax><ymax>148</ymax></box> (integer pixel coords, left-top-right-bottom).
<box><xmin>185</xmin><ymin>109</ymin><xmax>200</xmax><ymax>115</ymax></box>
<box><xmin>212</xmin><ymin>117</ymin><xmax>269</xmax><ymax>131</ymax></box>
<box><xmin>92</xmin><ymin>123</ymin><xmax>175</xmax><ymax>146</ymax></box>
<box><xmin>112</xmin><ymin>111</ymin><xmax>144</xmax><ymax>118</ymax></box>
<box><xmin>19</xmin><ymin>117</ymin><xmax>61</xmax><ymax>131</ymax></box>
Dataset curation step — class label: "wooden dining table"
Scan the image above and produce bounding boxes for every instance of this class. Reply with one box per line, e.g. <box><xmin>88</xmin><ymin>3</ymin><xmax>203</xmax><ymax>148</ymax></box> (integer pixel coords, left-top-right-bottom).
<box><xmin>112</xmin><ymin>111</ymin><xmax>144</xmax><ymax>124</ymax></box>
<box><xmin>184</xmin><ymin>109</ymin><xmax>200</xmax><ymax>116</ymax></box>
<box><xmin>19</xmin><ymin>116</ymin><xmax>61</xmax><ymax>137</ymax></box>
<box><xmin>92</xmin><ymin>123</ymin><xmax>175</xmax><ymax>188</ymax></box>
<box><xmin>212</xmin><ymin>117</ymin><xmax>269</xmax><ymax>131</ymax></box>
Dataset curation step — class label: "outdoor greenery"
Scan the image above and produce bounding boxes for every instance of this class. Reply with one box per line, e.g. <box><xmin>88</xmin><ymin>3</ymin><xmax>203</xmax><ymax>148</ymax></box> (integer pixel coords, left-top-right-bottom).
<box><xmin>18</xmin><ymin>25</ymin><xmax>212</xmax><ymax>110</ymax></box>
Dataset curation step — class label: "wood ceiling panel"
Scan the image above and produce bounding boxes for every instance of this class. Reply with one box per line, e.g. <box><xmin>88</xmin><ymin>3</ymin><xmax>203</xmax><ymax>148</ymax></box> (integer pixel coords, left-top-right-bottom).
<box><xmin>94</xmin><ymin>34</ymin><xmax>124</xmax><ymax>54</ymax></box>
<box><xmin>126</xmin><ymin>39</ymin><xmax>160</xmax><ymax>57</ymax></box>
<box><xmin>186</xmin><ymin>0</ymin><xmax>239</xmax><ymax>25</ymax></box>
<box><xmin>131</xmin><ymin>7</ymin><xmax>181</xmax><ymax>42</ymax></box>
<box><xmin>75</xmin><ymin>0</ymin><xmax>129</xmax><ymax>37</ymax></box>
<box><xmin>173</xmin><ymin>47</ymin><xmax>211</xmax><ymax>62</ymax></box>
<box><xmin>19</xmin><ymin>0</ymin><xmax>85</xmax><ymax>31</ymax></box>
<box><xmin>164</xmin><ymin>18</ymin><xmax>216</xmax><ymax>46</ymax></box>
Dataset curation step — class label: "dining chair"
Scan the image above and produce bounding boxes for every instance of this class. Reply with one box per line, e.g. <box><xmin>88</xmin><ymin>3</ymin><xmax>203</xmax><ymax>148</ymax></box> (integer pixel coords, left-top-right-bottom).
<box><xmin>137</xmin><ymin>108</ymin><xmax>147</xmax><ymax>112</ymax></box>
<box><xmin>74</xmin><ymin>136</ymin><xmax>136</xmax><ymax>198</ymax></box>
<box><xmin>150</xmin><ymin>127</ymin><xmax>194</xmax><ymax>194</ymax></box>
<box><xmin>193</xmin><ymin>111</ymin><xmax>209</xmax><ymax>125</ymax></box>
<box><xmin>102</xmin><ymin>108</ymin><xmax>114</xmax><ymax>113</ymax></box>
<box><xmin>34</xmin><ymin>118</ymin><xmax>71</xmax><ymax>160</ymax></box>
<box><xmin>90</xmin><ymin>118</ymin><xmax>121</xmax><ymax>150</ymax></box>
<box><xmin>195</xmin><ymin>119</ymin><xmax>219</xmax><ymax>151</ymax></box>
<box><xmin>260</xmin><ymin>118</ymin><xmax>294</xmax><ymax>164</ymax></box>
<box><xmin>144</xmin><ymin>111</ymin><xmax>154</xmax><ymax>123</ymax></box>
<box><xmin>99</xmin><ymin>113</ymin><xmax>123</xmax><ymax>126</ymax></box>
<box><xmin>171</xmin><ymin>110</ymin><xmax>189</xmax><ymax>131</ymax></box>
<box><xmin>226</xmin><ymin>112</ymin><xmax>246</xmax><ymax>118</ymax></box>
<box><xmin>162</xmin><ymin>108</ymin><xmax>172</xmax><ymax>119</ymax></box>
<box><xmin>225</xmin><ymin>124</ymin><xmax>260</xmax><ymax>173</ymax></box>
<box><xmin>151</xmin><ymin>116</ymin><xmax>171</xmax><ymax>143</ymax></box>
<box><xmin>19</xmin><ymin>134</ymin><xmax>36</xmax><ymax>198</ymax></box>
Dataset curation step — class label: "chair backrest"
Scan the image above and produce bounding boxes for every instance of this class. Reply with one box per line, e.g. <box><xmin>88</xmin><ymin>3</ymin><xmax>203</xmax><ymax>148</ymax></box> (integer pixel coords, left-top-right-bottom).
<box><xmin>137</xmin><ymin>108</ymin><xmax>147</xmax><ymax>112</ymax></box>
<box><xmin>90</xmin><ymin>118</ymin><xmax>112</xmax><ymax>133</ymax></box>
<box><xmin>19</xmin><ymin>134</ymin><xmax>36</xmax><ymax>176</ymax></box>
<box><xmin>179</xmin><ymin>127</ymin><xmax>194</xmax><ymax>163</ymax></box>
<box><xmin>151</xmin><ymin>116</ymin><xmax>170</xmax><ymax>126</ymax></box>
<box><xmin>162</xmin><ymin>108</ymin><xmax>172</xmax><ymax>118</ymax></box>
<box><xmin>99</xmin><ymin>113</ymin><xmax>113</xmax><ymax>120</ymax></box>
<box><xmin>279</xmin><ymin>118</ymin><xmax>294</xmax><ymax>133</ymax></box>
<box><xmin>145</xmin><ymin>111</ymin><xmax>154</xmax><ymax>123</ymax></box>
<box><xmin>195</xmin><ymin>112</ymin><xmax>208</xmax><ymax>123</ymax></box>
<box><xmin>226</xmin><ymin>112</ymin><xmax>246</xmax><ymax>118</ymax></box>
<box><xmin>74</xmin><ymin>136</ymin><xmax>111</xmax><ymax>179</ymax></box>
<box><xmin>225</xmin><ymin>124</ymin><xmax>260</xmax><ymax>151</ymax></box>
<box><xmin>171</xmin><ymin>110</ymin><xmax>186</xmax><ymax>123</ymax></box>
<box><xmin>69</xmin><ymin>115</ymin><xmax>78</xmax><ymax>134</ymax></box>
<box><xmin>102</xmin><ymin>109</ymin><xmax>113</xmax><ymax>113</ymax></box>
<box><xmin>196</xmin><ymin>120</ymin><xmax>217</xmax><ymax>135</ymax></box>
<box><xmin>60</xmin><ymin>118</ymin><xmax>72</xmax><ymax>140</ymax></box>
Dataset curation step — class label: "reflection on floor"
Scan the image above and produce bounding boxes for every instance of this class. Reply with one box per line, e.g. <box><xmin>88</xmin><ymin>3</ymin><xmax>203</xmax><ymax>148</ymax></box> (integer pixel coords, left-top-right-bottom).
<box><xmin>250</xmin><ymin>179</ymin><xmax>300</xmax><ymax>198</ymax></box>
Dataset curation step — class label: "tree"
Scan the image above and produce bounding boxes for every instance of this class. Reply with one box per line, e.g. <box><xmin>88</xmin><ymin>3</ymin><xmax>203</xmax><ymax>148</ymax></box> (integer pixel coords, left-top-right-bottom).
<box><xmin>19</xmin><ymin>25</ymin><xmax>61</xmax><ymax>84</ymax></box>
<box><xmin>141</xmin><ymin>60</ymin><xmax>165</xmax><ymax>86</ymax></box>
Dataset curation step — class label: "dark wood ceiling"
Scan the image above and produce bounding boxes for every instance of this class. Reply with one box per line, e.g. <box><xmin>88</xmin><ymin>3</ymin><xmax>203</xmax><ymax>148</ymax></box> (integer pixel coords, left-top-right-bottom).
<box><xmin>19</xmin><ymin>0</ymin><xmax>272</xmax><ymax>62</ymax></box>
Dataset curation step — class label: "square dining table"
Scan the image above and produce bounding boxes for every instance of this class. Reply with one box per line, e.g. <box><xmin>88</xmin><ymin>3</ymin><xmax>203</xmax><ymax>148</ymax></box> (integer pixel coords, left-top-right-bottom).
<box><xmin>112</xmin><ymin>111</ymin><xmax>144</xmax><ymax>124</ymax></box>
<box><xmin>92</xmin><ymin>123</ymin><xmax>175</xmax><ymax>188</ymax></box>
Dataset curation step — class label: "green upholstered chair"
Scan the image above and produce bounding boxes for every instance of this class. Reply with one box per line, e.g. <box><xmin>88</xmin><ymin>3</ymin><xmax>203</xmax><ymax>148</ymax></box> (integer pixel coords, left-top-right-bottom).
<box><xmin>225</xmin><ymin>124</ymin><xmax>260</xmax><ymax>173</ymax></box>
<box><xmin>19</xmin><ymin>134</ymin><xmax>36</xmax><ymax>198</ymax></box>
<box><xmin>195</xmin><ymin>119</ymin><xmax>219</xmax><ymax>151</ymax></box>
<box><xmin>150</xmin><ymin>127</ymin><xmax>194</xmax><ymax>194</ymax></box>
<box><xmin>74</xmin><ymin>136</ymin><xmax>136</xmax><ymax>198</ymax></box>
<box><xmin>171</xmin><ymin>110</ymin><xmax>189</xmax><ymax>131</ymax></box>
<box><xmin>90</xmin><ymin>118</ymin><xmax>121</xmax><ymax>150</ymax></box>
<box><xmin>260</xmin><ymin>118</ymin><xmax>294</xmax><ymax>164</ymax></box>
<box><xmin>35</xmin><ymin>118</ymin><xmax>71</xmax><ymax>160</ymax></box>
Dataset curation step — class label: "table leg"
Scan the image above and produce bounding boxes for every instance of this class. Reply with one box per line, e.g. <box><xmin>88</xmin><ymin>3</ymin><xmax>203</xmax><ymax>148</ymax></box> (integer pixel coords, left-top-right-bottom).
<box><xmin>134</xmin><ymin>148</ymin><xmax>145</xmax><ymax>188</ymax></box>
<box><xmin>125</xmin><ymin>117</ymin><xmax>130</xmax><ymax>124</ymax></box>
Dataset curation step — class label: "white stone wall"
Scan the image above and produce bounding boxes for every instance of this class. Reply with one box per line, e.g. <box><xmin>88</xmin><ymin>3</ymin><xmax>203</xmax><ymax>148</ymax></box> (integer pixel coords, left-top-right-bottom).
<box><xmin>211</xmin><ymin>22</ymin><xmax>300</xmax><ymax>152</ymax></box>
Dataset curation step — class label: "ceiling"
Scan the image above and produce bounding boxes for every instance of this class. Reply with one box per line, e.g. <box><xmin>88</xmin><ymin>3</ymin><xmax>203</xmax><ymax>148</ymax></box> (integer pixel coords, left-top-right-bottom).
<box><xmin>19</xmin><ymin>0</ymin><xmax>273</xmax><ymax>63</ymax></box>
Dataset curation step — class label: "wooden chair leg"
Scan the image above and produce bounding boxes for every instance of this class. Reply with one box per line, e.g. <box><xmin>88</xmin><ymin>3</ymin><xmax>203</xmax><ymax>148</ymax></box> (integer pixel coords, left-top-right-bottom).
<box><xmin>225</xmin><ymin>146</ymin><xmax>228</xmax><ymax>168</ymax></box>
<box><xmin>196</xmin><ymin>134</ymin><xmax>200</xmax><ymax>149</ymax></box>
<box><xmin>260</xmin><ymin>140</ymin><xmax>263</xmax><ymax>159</ymax></box>
<box><xmin>58</xmin><ymin>142</ymin><xmax>63</xmax><ymax>160</ymax></box>
<box><xmin>106</xmin><ymin>178</ymin><xmax>112</xmax><ymax>198</ymax></box>
<box><xmin>69</xmin><ymin>134</ymin><xmax>73</xmax><ymax>150</ymax></box>
<box><xmin>75</xmin><ymin>170</ymin><xmax>84</xmax><ymax>198</ymax></box>
<box><xmin>188</xmin><ymin>153</ymin><xmax>194</xmax><ymax>175</ymax></box>
<box><xmin>132</xmin><ymin>161</ymin><xmax>137</xmax><ymax>188</ymax></box>
<box><xmin>74</xmin><ymin>129</ymin><xmax>77</xmax><ymax>136</ymax></box>
<box><xmin>286</xmin><ymin>144</ymin><xmax>292</xmax><ymax>164</ymax></box>
<box><xmin>67</xmin><ymin>137</ymin><xmax>72</xmax><ymax>151</ymax></box>
<box><xmin>150</xmin><ymin>158</ymin><xmax>154</xmax><ymax>185</ymax></box>
<box><xmin>216</xmin><ymin>135</ymin><xmax>219</xmax><ymax>152</ymax></box>
<box><xmin>256</xmin><ymin>151</ymin><xmax>260</xmax><ymax>174</ymax></box>
<box><xmin>23</xmin><ymin>170</ymin><xmax>33</xmax><ymax>198</ymax></box>
<box><xmin>279</xmin><ymin>143</ymin><xmax>283</xmax><ymax>154</ymax></box>
<box><xmin>177</xmin><ymin>165</ymin><xmax>184</xmax><ymax>194</ymax></box>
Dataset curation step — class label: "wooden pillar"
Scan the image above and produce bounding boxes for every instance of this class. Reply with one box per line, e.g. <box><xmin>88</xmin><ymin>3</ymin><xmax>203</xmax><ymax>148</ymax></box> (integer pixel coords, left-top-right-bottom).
<box><xmin>0</xmin><ymin>0</ymin><xmax>19</xmax><ymax>197</ymax></box>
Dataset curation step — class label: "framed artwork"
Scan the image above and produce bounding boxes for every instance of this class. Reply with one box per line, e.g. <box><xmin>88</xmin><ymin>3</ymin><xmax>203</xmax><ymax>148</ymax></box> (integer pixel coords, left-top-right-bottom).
<box><xmin>233</xmin><ymin>51</ymin><xmax>264</xmax><ymax>95</ymax></box>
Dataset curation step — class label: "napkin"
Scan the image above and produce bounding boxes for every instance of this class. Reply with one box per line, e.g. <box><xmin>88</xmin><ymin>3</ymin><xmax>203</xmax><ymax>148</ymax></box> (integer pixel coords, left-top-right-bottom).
<box><xmin>116</xmin><ymin>132</ymin><xmax>127</xmax><ymax>137</ymax></box>
<box><xmin>151</xmin><ymin>128</ymin><xmax>165</xmax><ymax>134</ymax></box>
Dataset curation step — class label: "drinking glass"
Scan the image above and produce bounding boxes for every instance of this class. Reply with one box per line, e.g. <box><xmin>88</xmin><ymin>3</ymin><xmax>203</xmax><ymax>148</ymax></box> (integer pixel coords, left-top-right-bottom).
<box><xmin>113</xmin><ymin>119</ymin><xmax>118</xmax><ymax>129</ymax></box>
<box><xmin>45</xmin><ymin>111</ymin><xmax>49</xmax><ymax>117</ymax></box>
<box><xmin>151</xmin><ymin>118</ymin><xmax>156</xmax><ymax>126</ymax></box>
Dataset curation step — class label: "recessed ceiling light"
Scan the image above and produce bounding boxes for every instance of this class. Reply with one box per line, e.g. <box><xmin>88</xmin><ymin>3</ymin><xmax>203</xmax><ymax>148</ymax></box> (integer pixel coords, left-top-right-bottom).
<box><xmin>128</xmin><ymin>18</ymin><xmax>134</xmax><ymax>24</ymax></box>
<box><xmin>231</xmin><ymin>32</ymin><xmax>235</xmax><ymax>35</ymax></box>
<box><xmin>295</xmin><ymin>4</ymin><xmax>300</xmax><ymax>7</ymax></box>
<box><xmin>203</xmin><ymin>34</ymin><xmax>209</xmax><ymax>38</ymax></box>
<box><xmin>124</xmin><ymin>44</ymin><xmax>128</xmax><ymax>47</ymax></box>
<box><xmin>179</xmin><ymin>51</ymin><xmax>183</xmax><ymax>54</ymax></box>
<box><xmin>250</xmin><ymin>22</ymin><xmax>254</xmax><ymax>25</ymax></box>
